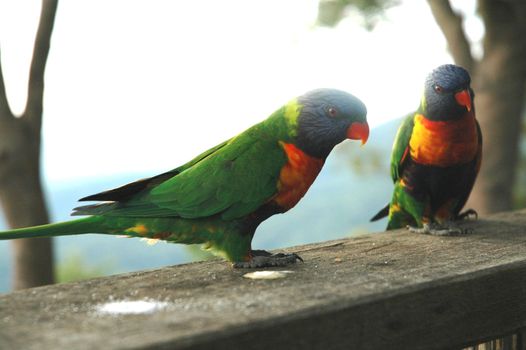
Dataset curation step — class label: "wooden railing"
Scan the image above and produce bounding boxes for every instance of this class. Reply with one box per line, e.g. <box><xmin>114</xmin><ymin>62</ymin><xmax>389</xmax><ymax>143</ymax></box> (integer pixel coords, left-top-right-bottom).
<box><xmin>1</xmin><ymin>209</ymin><xmax>526</xmax><ymax>350</ymax></box>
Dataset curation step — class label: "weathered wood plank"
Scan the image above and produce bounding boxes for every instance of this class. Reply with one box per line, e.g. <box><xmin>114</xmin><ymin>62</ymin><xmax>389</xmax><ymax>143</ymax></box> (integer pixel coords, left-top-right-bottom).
<box><xmin>1</xmin><ymin>210</ymin><xmax>526</xmax><ymax>350</ymax></box>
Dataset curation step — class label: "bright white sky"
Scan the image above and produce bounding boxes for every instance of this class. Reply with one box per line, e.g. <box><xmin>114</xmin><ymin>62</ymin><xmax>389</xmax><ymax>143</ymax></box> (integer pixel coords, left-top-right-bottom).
<box><xmin>0</xmin><ymin>0</ymin><xmax>482</xmax><ymax>183</ymax></box>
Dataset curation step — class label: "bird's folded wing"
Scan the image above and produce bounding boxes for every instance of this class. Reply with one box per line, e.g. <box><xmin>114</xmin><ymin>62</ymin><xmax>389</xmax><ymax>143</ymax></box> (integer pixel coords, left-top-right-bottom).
<box><xmin>390</xmin><ymin>114</ymin><xmax>414</xmax><ymax>182</ymax></box>
<box><xmin>78</xmin><ymin>128</ymin><xmax>286</xmax><ymax>221</ymax></box>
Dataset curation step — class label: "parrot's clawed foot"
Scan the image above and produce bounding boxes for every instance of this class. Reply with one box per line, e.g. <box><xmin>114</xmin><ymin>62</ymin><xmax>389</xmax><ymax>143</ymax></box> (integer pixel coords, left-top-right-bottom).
<box><xmin>232</xmin><ymin>250</ymin><xmax>303</xmax><ymax>268</ymax></box>
<box><xmin>407</xmin><ymin>222</ymin><xmax>471</xmax><ymax>236</ymax></box>
<box><xmin>456</xmin><ymin>208</ymin><xmax>478</xmax><ymax>221</ymax></box>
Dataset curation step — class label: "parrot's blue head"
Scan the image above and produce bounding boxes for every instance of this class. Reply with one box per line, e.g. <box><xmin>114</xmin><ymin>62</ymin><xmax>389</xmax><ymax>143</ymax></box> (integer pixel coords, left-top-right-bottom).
<box><xmin>295</xmin><ymin>88</ymin><xmax>368</xmax><ymax>158</ymax></box>
<box><xmin>422</xmin><ymin>64</ymin><xmax>474</xmax><ymax>121</ymax></box>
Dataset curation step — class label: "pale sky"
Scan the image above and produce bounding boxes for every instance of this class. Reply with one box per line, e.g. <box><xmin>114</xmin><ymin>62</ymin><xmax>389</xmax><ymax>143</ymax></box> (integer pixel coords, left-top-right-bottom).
<box><xmin>0</xmin><ymin>0</ymin><xmax>481</xmax><ymax>183</ymax></box>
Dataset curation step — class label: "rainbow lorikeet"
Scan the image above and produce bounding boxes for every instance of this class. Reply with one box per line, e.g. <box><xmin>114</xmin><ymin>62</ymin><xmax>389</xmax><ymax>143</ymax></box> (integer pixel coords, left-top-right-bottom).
<box><xmin>0</xmin><ymin>89</ymin><xmax>368</xmax><ymax>267</ymax></box>
<box><xmin>371</xmin><ymin>64</ymin><xmax>481</xmax><ymax>235</ymax></box>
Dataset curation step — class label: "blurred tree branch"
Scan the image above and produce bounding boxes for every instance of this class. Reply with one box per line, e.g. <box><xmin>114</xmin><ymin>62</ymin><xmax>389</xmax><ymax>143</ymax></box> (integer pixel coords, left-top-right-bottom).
<box><xmin>26</xmin><ymin>0</ymin><xmax>58</xmax><ymax>129</ymax></box>
<box><xmin>427</xmin><ymin>0</ymin><xmax>474</xmax><ymax>72</ymax></box>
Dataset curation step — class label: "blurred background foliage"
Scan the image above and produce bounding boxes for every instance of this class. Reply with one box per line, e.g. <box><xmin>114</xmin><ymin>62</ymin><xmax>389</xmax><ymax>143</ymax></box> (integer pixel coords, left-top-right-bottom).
<box><xmin>56</xmin><ymin>251</ymin><xmax>115</xmax><ymax>283</ymax></box>
<box><xmin>317</xmin><ymin>0</ymin><xmax>400</xmax><ymax>29</ymax></box>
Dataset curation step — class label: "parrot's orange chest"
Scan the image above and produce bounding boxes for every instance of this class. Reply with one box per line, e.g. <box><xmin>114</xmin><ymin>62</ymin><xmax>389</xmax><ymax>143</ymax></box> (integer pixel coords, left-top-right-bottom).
<box><xmin>273</xmin><ymin>143</ymin><xmax>324</xmax><ymax>211</ymax></box>
<box><xmin>409</xmin><ymin>113</ymin><xmax>479</xmax><ymax>167</ymax></box>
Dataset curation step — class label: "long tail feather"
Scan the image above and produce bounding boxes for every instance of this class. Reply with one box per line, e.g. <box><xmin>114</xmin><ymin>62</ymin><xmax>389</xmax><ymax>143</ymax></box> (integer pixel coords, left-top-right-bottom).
<box><xmin>370</xmin><ymin>204</ymin><xmax>389</xmax><ymax>222</ymax></box>
<box><xmin>0</xmin><ymin>216</ymin><xmax>104</xmax><ymax>240</ymax></box>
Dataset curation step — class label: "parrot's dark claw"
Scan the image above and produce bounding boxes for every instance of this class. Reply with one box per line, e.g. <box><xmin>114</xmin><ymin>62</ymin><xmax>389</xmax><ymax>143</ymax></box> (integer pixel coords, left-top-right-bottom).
<box><xmin>456</xmin><ymin>208</ymin><xmax>478</xmax><ymax>221</ymax></box>
<box><xmin>232</xmin><ymin>250</ymin><xmax>303</xmax><ymax>268</ymax></box>
<box><xmin>407</xmin><ymin>222</ymin><xmax>471</xmax><ymax>236</ymax></box>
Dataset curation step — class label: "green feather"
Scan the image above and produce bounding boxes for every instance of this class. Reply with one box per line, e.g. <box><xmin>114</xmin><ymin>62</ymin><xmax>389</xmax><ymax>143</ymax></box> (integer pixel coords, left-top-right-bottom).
<box><xmin>390</xmin><ymin>113</ymin><xmax>414</xmax><ymax>182</ymax></box>
<box><xmin>0</xmin><ymin>217</ymin><xmax>105</xmax><ymax>239</ymax></box>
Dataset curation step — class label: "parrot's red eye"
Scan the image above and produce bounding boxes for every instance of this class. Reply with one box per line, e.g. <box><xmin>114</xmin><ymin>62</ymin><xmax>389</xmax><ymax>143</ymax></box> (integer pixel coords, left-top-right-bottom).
<box><xmin>434</xmin><ymin>84</ymin><xmax>444</xmax><ymax>93</ymax></box>
<box><xmin>327</xmin><ymin>107</ymin><xmax>338</xmax><ymax>117</ymax></box>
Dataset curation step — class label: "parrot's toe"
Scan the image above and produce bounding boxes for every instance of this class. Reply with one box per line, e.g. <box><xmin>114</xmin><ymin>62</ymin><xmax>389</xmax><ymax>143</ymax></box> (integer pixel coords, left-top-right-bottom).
<box><xmin>407</xmin><ymin>223</ymin><xmax>471</xmax><ymax>236</ymax></box>
<box><xmin>232</xmin><ymin>251</ymin><xmax>303</xmax><ymax>268</ymax></box>
<box><xmin>456</xmin><ymin>208</ymin><xmax>478</xmax><ymax>221</ymax></box>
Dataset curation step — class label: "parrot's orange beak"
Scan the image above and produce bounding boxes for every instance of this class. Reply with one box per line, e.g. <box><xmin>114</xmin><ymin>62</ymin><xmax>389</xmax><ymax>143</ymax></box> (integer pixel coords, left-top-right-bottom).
<box><xmin>347</xmin><ymin>121</ymin><xmax>369</xmax><ymax>145</ymax></box>
<box><xmin>455</xmin><ymin>89</ymin><xmax>472</xmax><ymax>112</ymax></box>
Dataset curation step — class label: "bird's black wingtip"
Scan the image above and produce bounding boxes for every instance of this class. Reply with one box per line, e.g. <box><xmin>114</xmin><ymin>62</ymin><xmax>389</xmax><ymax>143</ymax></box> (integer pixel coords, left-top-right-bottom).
<box><xmin>78</xmin><ymin>193</ymin><xmax>99</xmax><ymax>202</ymax></box>
<box><xmin>370</xmin><ymin>204</ymin><xmax>389</xmax><ymax>222</ymax></box>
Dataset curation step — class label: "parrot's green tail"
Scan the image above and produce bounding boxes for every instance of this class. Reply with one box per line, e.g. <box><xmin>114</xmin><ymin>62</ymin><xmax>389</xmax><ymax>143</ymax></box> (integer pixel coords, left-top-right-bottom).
<box><xmin>0</xmin><ymin>216</ymin><xmax>105</xmax><ymax>240</ymax></box>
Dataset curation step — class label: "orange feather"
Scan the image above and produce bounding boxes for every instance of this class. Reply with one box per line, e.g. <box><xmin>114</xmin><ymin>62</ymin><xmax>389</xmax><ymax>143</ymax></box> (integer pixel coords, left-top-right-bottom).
<box><xmin>273</xmin><ymin>143</ymin><xmax>324</xmax><ymax>210</ymax></box>
<box><xmin>409</xmin><ymin>113</ymin><xmax>478</xmax><ymax>167</ymax></box>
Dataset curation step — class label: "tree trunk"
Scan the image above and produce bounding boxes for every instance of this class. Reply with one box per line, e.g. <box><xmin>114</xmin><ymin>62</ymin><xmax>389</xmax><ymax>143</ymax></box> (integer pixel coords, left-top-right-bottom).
<box><xmin>470</xmin><ymin>46</ymin><xmax>526</xmax><ymax>214</ymax></box>
<box><xmin>0</xmin><ymin>0</ymin><xmax>58</xmax><ymax>290</ymax></box>
<box><xmin>468</xmin><ymin>0</ymin><xmax>526</xmax><ymax>214</ymax></box>
<box><xmin>0</xmin><ymin>119</ymin><xmax>53</xmax><ymax>289</ymax></box>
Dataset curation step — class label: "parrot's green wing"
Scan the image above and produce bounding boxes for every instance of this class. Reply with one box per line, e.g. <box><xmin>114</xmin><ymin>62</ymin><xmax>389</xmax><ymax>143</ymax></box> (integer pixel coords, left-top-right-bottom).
<box><xmin>76</xmin><ymin>124</ymin><xmax>287</xmax><ymax>221</ymax></box>
<box><xmin>369</xmin><ymin>114</ymin><xmax>415</xmax><ymax>222</ymax></box>
<box><xmin>79</xmin><ymin>139</ymin><xmax>232</xmax><ymax>203</ymax></box>
<box><xmin>390</xmin><ymin>114</ymin><xmax>414</xmax><ymax>183</ymax></box>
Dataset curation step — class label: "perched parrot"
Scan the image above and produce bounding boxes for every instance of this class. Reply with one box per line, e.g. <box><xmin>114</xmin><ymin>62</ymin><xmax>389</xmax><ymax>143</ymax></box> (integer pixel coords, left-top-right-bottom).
<box><xmin>0</xmin><ymin>89</ymin><xmax>368</xmax><ymax>267</ymax></box>
<box><xmin>371</xmin><ymin>64</ymin><xmax>481</xmax><ymax>235</ymax></box>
